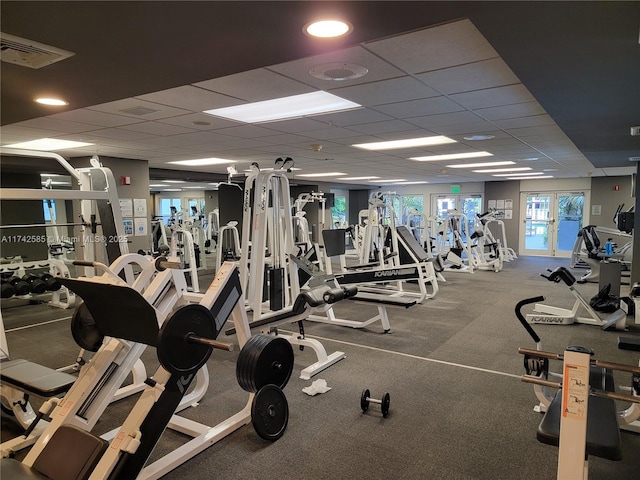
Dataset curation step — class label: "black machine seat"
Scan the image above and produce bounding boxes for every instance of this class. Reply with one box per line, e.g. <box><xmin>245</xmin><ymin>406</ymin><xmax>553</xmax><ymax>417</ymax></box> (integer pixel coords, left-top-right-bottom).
<box><xmin>537</xmin><ymin>390</ymin><xmax>622</xmax><ymax>461</ymax></box>
<box><xmin>618</xmin><ymin>336</ymin><xmax>640</xmax><ymax>351</ymax></box>
<box><xmin>349</xmin><ymin>291</ymin><xmax>417</xmax><ymax>309</ymax></box>
<box><xmin>0</xmin><ymin>424</ymin><xmax>108</xmax><ymax>480</ymax></box>
<box><xmin>0</xmin><ymin>359</ymin><xmax>76</xmax><ymax>397</ymax></box>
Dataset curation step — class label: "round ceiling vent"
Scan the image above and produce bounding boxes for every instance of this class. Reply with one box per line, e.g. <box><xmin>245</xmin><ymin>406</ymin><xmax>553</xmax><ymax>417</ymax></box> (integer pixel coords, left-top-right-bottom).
<box><xmin>309</xmin><ymin>62</ymin><xmax>369</xmax><ymax>81</ymax></box>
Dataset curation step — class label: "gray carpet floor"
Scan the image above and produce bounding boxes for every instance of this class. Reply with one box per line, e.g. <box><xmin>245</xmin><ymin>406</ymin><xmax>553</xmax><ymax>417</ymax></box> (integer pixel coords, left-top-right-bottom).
<box><xmin>2</xmin><ymin>255</ymin><xmax>639</xmax><ymax>479</ymax></box>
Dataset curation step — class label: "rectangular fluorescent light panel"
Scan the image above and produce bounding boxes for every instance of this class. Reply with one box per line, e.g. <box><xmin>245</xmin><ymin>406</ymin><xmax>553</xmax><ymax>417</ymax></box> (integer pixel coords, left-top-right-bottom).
<box><xmin>162</xmin><ymin>180</ymin><xmax>186</xmax><ymax>183</ymax></box>
<box><xmin>472</xmin><ymin>167</ymin><xmax>531</xmax><ymax>173</ymax></box>
<box><xmin>168</xmin><ymin>158</ymin><xmax>235</xmax><ymax>166</ymax></box>
<box><xmin>507</xmin><ymin>175</ymin><xmax>554</xmax><ymax>180</ymax></box>
<box><xmin>203</xmin><ymin>91</ymin><xmax>361</xmax><ymax>123</ymax></box>
<box><xmin>352</xmin><ymin>136</ymin><xmax>456</xmax><ymax>151</ymax></box>
<box><xmin>409</xmin><ymin>151</ymin><xmax>493</xmax><ymax>162</ymax></box>
<box><xmin>492</xmin><ymin>172</ymin><xmax>544</xmax><ymax>177</ymax></box>
<box><xmin>447</xmin><ymin>161</ymin><xmax>515</xmax><ymax>169</ymax></box>
<box><xmin>394</xmin><ymin>181</ymin><xmax>429</xmax><ymax>185</ymax></box>
<box><xmin>338</xmin><ymin>176</ymin><xmax>380</xmax><ymax>180</ymax></box>
<box><xmin>298</xmin><ymin>172</ymin><xmax>346</xmax><ymax>178</ymax></box>
<box><xmin>369</xmin><ymin>178</ymin><xmax>406</xmax><ymax>183</ymax></box>
<box><xmin>5</xmin><ymin>138</ymin><xmax>94</xmax><ymax>150</ymax></box>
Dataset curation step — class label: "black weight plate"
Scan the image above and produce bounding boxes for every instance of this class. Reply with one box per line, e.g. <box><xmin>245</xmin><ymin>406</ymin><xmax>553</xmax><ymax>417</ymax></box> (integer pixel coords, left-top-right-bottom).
<box><xmin>157</xmin><ymin>304</ymin><xmax>216</xmax><ymax>375</ymax></box>
<box><xmin>361</xmin><ymin>389</ymin><xmax>370</xmax><ymax>412</ymax></box>
<box><xmin>381</xmin><ymin>393</ymin><xmax>391</xmax><ymax>418</ymax></box>
<box><xmin>251</xmin><ymin>384</ymin><xmax>289</xmax><ymax>441</ymax></box>
<box><xmin>236</xmin><ymin>335</ymin><xmax>294</xmax><ymax>392</ymax></box>
<box><xmin>71</xmin><ymin>302</ymin><xmax>104</xmax><ymax>352</ymax></box>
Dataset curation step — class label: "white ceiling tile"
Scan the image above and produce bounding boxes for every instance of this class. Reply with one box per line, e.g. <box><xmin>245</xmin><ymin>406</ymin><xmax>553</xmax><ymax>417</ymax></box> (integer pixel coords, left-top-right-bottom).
<box><xmin>119</xmin><ymin>121</ymin><xmax>198</xmax><ymax>136</ymax></box>
<box><xmin>84</xmin><ymin>128</ymin><xmax>158</xmax><ymax>141</ymax></box>
<box><xmin>48</xmin><ymin>109</ymin><xmax>141</xmax><ymax>127</ymax></box>
<box><xmin>365</xmin><ymin>19</ymin><xmax>497</xmax><ymax>74</ymax></box>
<box><xmin>156</xmin><ymin>113</ymin><xmax>238</xmax><ymax>130</ymax></box>
<box><xmin>262</xmin><ymin>118</ymin><xmax>331</xmax><ymax>133</ymax></box>
<box><xmin>12</xmin><ymin>117</ymin><xmax>103</xmax><ymax>134</ymax></box>
<box><xmin>269</xmin><ymin>46</ymin><xmax>406</xmax><ymax>89</ymax></box>
<box><xmin>375</xmin><ymin>96</ymin><xmax>466</xmax><ymax>119</ymax></box>
<box><xmin>407</xmin><ymin>111</ymin><xmax>481</xmax><ymax>128</ymax></box>
<box><xmin>136</xmin><ymin>85</ymin><xmax>239</xmax><ymax>111</ymax></box>
<box><xmin>195</xmin><ymin>68</ymin><xmax>312</xmax><ymax>101</ymax></box>
<box><xmin>87</xmin><ymin>98</ymin><xmax>191</xmax><ymax>120</ymax></box>
<box><xmin>346</xmin><ymin>120</ymin><xmax>423</xmax><ymax>135</ymax></box>
<box><xmin>309</xmin><ymin>108</ymin><xmax>394</xmax><ymax>128</ymax></box>
<box><xmin>475</xmin><ymin>102</ymin><xmax>547</xmax><ymax>121</ymax></box>
<box><xmin>330</xmin><ymin>77</ymin><xmax>439</xmax><ymax>106</ymax></box>
<box><xmin>493</xmin><ymin>114</ymin><xmax>557</xmax><ymax>129</ymax></box>
<box><xmin>450</xmin><ymin>85</ymin><xmax>536</xmax><ymax>110</ymax></box>
<box><xmin>416</xmin><ymin>58</ymin><xmax>520</xmax><ymax>94</ymax></box>
<box><xmin>215</xmin><ymin>124</ymin><xmax>281</xmax><ymax>138</ymax></box>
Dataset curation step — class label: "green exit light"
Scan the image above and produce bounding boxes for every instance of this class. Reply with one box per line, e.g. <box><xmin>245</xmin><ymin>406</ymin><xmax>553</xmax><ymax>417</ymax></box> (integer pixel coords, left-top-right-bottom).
<box><xmin>451</xmin><ymin>184</ymin><xmax>461</xmax><ymax>194</ymax></box>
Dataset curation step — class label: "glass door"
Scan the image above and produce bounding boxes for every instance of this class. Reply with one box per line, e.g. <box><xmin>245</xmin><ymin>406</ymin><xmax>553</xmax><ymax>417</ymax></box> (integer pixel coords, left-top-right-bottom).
<box><xmin>519</xmin><ymin>192</ymin><xmax>585</xmax><ymax>257</ymax></box>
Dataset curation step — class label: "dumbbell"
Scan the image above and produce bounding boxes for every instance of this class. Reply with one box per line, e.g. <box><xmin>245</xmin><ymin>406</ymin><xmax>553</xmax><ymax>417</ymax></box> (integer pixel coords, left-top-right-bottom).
<box><xmin>1</xmin><ymin>280</ymin><xmax>16</xmax><ymax>298</ymax></box>
<box><xmin>38</xmin><ymin>273</ymin><xmax>62</xmax><ymax>291</ymax></box>
<box><xmin>360</xmin><ymin>389</ymin><xmax>391</xmax><ymax>418</ymax></box>
<box><xmin>8</xmin><ymin>276</ymin><xmax>31</xmax><ymax>296</ymax></box>
<box><xmin>21</xmin><ymin>274</ymin><xmax>47</xmax><ymax>294</ymax></box>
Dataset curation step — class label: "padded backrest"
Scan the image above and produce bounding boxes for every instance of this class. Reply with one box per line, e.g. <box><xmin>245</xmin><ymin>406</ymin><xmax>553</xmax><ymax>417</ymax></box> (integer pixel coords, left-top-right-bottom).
<box><xmin>33</xmin><ymin>425</ymin><xmax>108</xmax><ymax>480</ymax></box>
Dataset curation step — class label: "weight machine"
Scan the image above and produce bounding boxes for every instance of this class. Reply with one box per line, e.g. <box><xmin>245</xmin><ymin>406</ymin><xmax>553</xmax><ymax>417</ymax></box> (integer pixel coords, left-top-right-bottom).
<box><xmin>515</xmin><ymin>297</ymin><xmax>640</xmax><ymax>478</ymax></box>
<box><xmin>525</xmin><ymin>266</ymin><xmax>627</xmax><ymax>331</ymax></box>
<box><xmin>1</xmin><ymin>258</ymin><xmax>289</xmax><ymax>479</ymax></box>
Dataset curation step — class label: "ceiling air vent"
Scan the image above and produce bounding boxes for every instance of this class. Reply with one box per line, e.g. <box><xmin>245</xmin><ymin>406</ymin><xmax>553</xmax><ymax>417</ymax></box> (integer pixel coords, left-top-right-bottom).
<box><xmin>1</xmin><ymin>32</ymin><xmax>75</xmax><ymax>69</ymax></box>
<box><xmin>119</xmin><ymin>106</ymin><xmax>159</xmax><ymax>116</ymax></box>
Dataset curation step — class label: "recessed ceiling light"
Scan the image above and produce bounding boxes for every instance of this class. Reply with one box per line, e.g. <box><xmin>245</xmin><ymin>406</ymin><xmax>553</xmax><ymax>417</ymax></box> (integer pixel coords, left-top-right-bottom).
<box><xmin>543</xmin><ymin>169</ymin><xmax>558</xmax><ymax>172</ymax></box>
<box><xmin>191</xmin><ymin>120</ymin><xmax>211</xmax><ymax>126</ymax></box>
<box><xmin>353</xmin><ymin>136</ymin><xmax>456</xmax><ymax>151</ymax></box>
<box><xmin>492</xmin><ymin>172</ymin><xmax>544</xmax><ymax>177</ymax></box>
<box><xmin>168</xmin><ymin>158</ymin><xmax>235</xmax><ymax>166</ymax></box>
<box><xmin>184</xmin><ymin>186</ymin><xmax>206</xmax><ymax>189</ymax></box>
<box><xmin>298</xmin><ymin>172</ymin><xmax>346</xmax><ymax>178</ymax></box>
<box><xmin>507</xmin><ymin>175</ymin><xmax>554</xmax><ymax>180</ymax></box>
<box><xmin>161</xmin><ymin>188</ymin><xmax>183</xmax><ymax>192</ymax></box>
<box><xmin>5</xmin><ymin>138</ymin><xmax>93</xmax><ymax>150</ymax></box>
<box><xmin>393</xmin><ymin>181</ymin><xmax>429</xmax><ymax>185</ymax></box>
<box><xmin>35</xmin><ymin>97</ymin><xmax>69</xmax><ymax>106</ymax></box>
<box><xmin>338</xmin><ymin>176</ymin><xmax>380</xmax><ymax>181</ymax></box>
<box><xmin>203</xmin><ymin>91</ymin><xmax>360</xmax><ymax>123</ymax></box>
<box><xmin>304</xmin><ymin>20</ymin><xmax>352</xmax><ymax>38</ymax></box>
<box><xmin>447</xmin><ymin>161</ymin><xmax>516</xmax><ymax>168</ymax></box>
<box><xmin>472</xmin><ymin>167</ymin><xmax>532</xmax><ymax>173</ymax></box>
<box><xmin>162</xmin><ymin>180</ymin><xmax>186</xmax><ymax>183</ymax></box>
<box><xmin>410</xmin><ymin>151</ymin><xmax>493</xmax><ymax>162</ymax></box>
<box><xmin>149</xmin><ymin>184</ymin><xmax>168</xmax><ymax>187</ymax></box>
<box><xmin>463</xmin><ymin>135</ymin><xmax>495</xmax><ymax>141</ymax></box>
<box><xmin>369</xmin><ymin>179</ymin><xmax>407</xmax><ymax>183</ymax></box>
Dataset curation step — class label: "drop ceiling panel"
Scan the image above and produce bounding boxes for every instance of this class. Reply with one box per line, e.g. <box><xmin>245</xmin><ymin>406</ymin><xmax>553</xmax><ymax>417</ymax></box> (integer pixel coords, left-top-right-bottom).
<box><xmin>1</xmin><ymin>124</ymin><xmax>77</xmax><ymax>140</ymax></box>
<box><xmin>48</xmin><ymin>109</ymin><xmax>141</xmax><ymax>127</ymax></box>
<box><xmin>119</xmin><ymin>121</ymin><xmax>197</xmax><ymax>136</ymax></box>
<box><xmin>157</xmin><ymin>113</ymin><xmax>238</xmax><ymax>130</ymax></box>
<box><xmin>407</xmin><ymin>111</ymin><xmax>482</xmax><ymax>128</ymax></box>
<box><xmin>194</xmin><ymin>68</ymin><xmax>312</xmax><ymax>101</ymax></box>
<box><xmin>365</xmin><ymin>19</ymin><xmax>497</xmax><ymax>74</ymax></box>
<box><xmin>347</xmin><ymin>119</ymin><xmax>426</xmax><ymax>136</ymax></box>
<box><xmin>449</xmin><ymin>85</ymin><xmax>536</xmax><ymax>110</ymax></box>
<box><xmin>83</xmin><ymin>128</ymin><xmax>158</xmax><ymax>141</ymax></box>
<box><xmin>331</xmin><ymin>77</ymin><xmax>439</xmax><ymax>106</ymax></box>
<box><xmin>136</xmin><ymin>85</ymin><xmax>239</xmax><ymax>111</ymax></box>
<box><xmin>12</xmin><ymin>117</ymin><xmax>102</xmax><ymax>134</ymax></box>
<box><xmin>494</xmin><ymin>114</ymin><xmax>557</xmax><ymax>129</ymax></box>
<box><xmin>261</xmin><ymin>117</ymin><xmax>331</xmax><ymax>133</ymax></box>
<box><xmin>475</xmin><ymin>102</ymin><xmax>547</xmax><ymax>121</ymax></box>
<box><xmin>416</xmin><ymin>58</ymin><xmax>520</xmax><ymax>94</ymax></box>
<box><xmin>269</xmin><ymin>46</ymin><xmax>406</xmax><ymax>89</ymax></box>
<box><xmin>87</xmin><ymin>98</ymin><xmax>191</xmax><ymax>120</ymax></box>
<box><xmin>308</xmin><ymin>108</ymin><xmax>394</xmax><ymax>128</ymax></box>
<box><xmin>216</xmin><ymin>124</ymin><xmax>283</xmax><ymax>138</ymax></box>
<box><xmin>375</xmin><ymin>96</ymin><xmax>466</xmax><ymax>119</ymax></box>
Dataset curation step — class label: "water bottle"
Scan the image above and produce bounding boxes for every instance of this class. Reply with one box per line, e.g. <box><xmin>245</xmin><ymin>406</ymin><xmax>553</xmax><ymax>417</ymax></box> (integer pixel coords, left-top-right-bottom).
<box><xmin>605</xmin><ymin>238</ymin><xmax>613</xmax><ymax>256</ymax></box>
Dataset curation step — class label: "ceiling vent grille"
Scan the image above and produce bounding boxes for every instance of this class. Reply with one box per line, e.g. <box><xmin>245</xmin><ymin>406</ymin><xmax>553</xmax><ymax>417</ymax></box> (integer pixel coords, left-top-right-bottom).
<box><xmin>119</xmin><ymin>106</ymin><xmax>159</xmax><ymax>116</ymax></box>
<box><xmin>0</xmin><ymin>32</ymin><xmax>75</xmax><ymax>69</ymax></box>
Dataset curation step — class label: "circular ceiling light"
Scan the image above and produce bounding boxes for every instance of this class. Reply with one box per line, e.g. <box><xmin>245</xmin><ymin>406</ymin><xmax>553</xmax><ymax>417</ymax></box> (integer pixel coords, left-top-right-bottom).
<box><xmin>463</xmin><ymin>135</ymin><xmax>495</xmax><ymax>141</ymax></box>
<box><xmin>309</xmin><ymin>62</ymin><xmax>368</xmax><ymax>81</ymax></box>
<box><xmin>304</xmin><ymin>20</ymin><xmax>352</xmax><ymax>38</ymax></box>
<box><xmin>35</xmin><ymin>97</ymin><xmax>68</xmax><ymax>106</ymax></box>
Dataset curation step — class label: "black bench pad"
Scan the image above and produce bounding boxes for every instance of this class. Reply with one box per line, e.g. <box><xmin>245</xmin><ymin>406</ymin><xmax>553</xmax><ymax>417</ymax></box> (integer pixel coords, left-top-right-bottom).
<box><xmin>537</xmin><ymin>390</ymin><xmax>622</xmax><ymax>461</ymax></box>
<box><xmin>0</xmin><ymin>459</ymin><xmax>49</xmax><ymax>480</ymax></box>
<box><xmin>349</xmin><ymin>292</ymin><xmax>417</xmax><ymax>308</ymax></box>
<box><xmin>618</xmin><ymin>335</ymin><xmax>640</xmax><ymax>351</ymax></box>
<box><xmin>0</xmin><ymin>359</ymin><xmax>76</xmax><ymax>397</ymax></box>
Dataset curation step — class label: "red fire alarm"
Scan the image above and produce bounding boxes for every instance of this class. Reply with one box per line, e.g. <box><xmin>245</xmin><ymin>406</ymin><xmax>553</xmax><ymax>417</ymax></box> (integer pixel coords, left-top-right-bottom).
<box><xmin>614</xmin><ymin>184</ymin><xmax>620</xmax><ymax>191</ymax></box>
<box><xmin>121</xmin><ymin>176</ymin><xmax>131</xmax><ymax>185</ymax></box>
